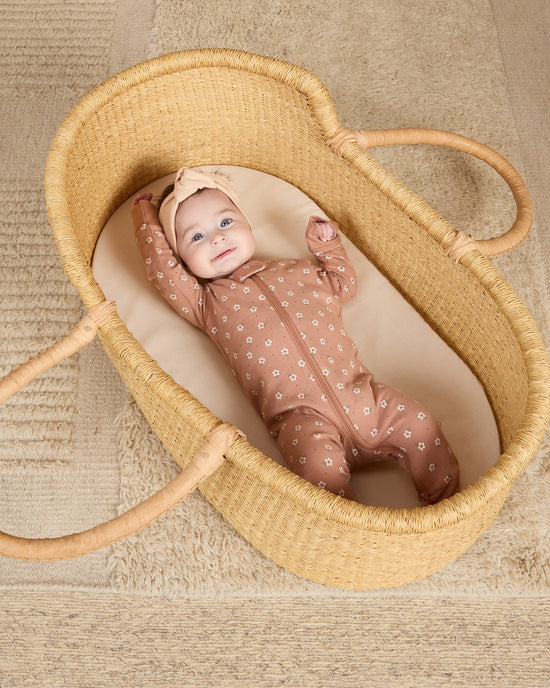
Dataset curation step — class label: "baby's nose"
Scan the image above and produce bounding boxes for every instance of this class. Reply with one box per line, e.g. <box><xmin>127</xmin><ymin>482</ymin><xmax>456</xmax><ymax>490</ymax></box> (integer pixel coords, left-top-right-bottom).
<box><xmin>211</xmin><ymin>231</ymin><xmax>226</xmax><ymax>244</ymax></box>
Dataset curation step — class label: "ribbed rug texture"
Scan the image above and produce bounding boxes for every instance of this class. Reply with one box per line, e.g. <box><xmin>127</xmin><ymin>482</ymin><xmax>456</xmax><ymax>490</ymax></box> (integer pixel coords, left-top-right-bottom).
<box><xmin>0</xmin><ymin>0</ymin><xmax>549</xmax><ymax>685</ymax></box>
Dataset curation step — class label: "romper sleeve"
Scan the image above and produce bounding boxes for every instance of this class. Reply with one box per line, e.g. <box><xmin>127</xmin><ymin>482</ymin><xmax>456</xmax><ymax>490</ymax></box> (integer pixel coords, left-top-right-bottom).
<box><xmin>131</xmin><ymin>199</ymin><xmax>206</xmax><ymax>328</ymax></box>
<box><xmin>305</xmin><ymin>216</ymin><xmax>357</xmax><ymax>304</ymax></box>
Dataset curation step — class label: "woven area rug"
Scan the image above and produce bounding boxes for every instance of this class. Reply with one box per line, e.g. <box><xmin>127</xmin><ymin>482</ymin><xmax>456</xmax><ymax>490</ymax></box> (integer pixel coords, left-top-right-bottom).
<box><xmin>0</xmin><ymin>0</ymin><xmax>549</xmax><ymax>685</ymax></box>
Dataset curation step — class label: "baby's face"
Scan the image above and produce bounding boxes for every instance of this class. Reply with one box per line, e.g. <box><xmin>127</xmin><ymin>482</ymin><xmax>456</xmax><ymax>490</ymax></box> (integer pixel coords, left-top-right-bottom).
<box><xmin>174</xmin><ymin>188</ymin><xmax>255</xmax><ymax>279</ymax></box>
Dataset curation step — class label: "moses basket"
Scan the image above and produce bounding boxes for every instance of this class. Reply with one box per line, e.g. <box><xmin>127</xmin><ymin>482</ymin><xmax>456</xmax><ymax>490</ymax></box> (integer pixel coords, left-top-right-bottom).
<box><xmin>1</xmin><ymin>49</ymin><xmax>549</xmax><ymax>590</ymax></box>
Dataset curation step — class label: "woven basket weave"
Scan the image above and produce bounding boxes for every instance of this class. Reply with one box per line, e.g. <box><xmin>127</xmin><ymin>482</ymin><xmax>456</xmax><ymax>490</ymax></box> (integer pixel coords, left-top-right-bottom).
<box><xmin>11</xmin><ymin>49</ymin><xmax>549</xmax><ymax>588</ymax></box>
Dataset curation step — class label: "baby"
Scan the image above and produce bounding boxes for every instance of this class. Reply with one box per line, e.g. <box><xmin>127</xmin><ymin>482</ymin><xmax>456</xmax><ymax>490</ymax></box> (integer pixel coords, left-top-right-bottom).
<box><xmin>132</xmin><ymin>167</ymin><xmax>460</xmax><ymax>504</ymax></box>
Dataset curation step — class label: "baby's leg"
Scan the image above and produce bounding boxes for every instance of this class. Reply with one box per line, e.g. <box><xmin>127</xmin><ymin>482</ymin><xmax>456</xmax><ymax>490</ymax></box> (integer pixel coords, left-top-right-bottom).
<box><xmin>275</xmin><ymin>410</ymin><xmax>355</xmax><ymax>499</ymax></box>
<box><xmin>368</xmin><ymin>384</ymin><xmax>460</xmax><ymax>505</ymax></box>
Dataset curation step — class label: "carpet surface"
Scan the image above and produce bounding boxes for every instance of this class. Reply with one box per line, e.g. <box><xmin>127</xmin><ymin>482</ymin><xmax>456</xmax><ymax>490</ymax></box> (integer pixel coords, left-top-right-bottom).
<box><xmin>0</xmin><ymin>0</ymin><xmax>549</xmax><ymax>685</ymax></box>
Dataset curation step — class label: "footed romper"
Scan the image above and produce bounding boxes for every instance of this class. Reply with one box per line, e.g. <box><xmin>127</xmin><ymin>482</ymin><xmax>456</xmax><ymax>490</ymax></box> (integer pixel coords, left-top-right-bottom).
<box><xmin>133</xmin><ymin>200</ymin><xmax>460</xmax><ymax>504</ymax></box>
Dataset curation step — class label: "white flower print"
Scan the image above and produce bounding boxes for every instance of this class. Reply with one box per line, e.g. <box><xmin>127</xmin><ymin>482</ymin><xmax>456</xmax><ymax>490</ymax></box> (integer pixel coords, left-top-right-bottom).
<box><xmin>324</xmin><ymin>458</ymin><xmax>333</xmax><ymax>466</ymax></box>
<box><xmin>237</xmin><ymin>324</ymin><xmax>244</xmax><ymax>331</ymax></box>
<box><xmin>313</xmin><ymin>433</ymin><xmax>322</xmax><ymax>439</ymax></box>
<box><xmin>169</xmin><ymin>293</ymin><xmax>176</xmax><ymax>300</ymax></box>
<box><xmin>298</xmin><ymin>360</ymin><xmax>306</xmax><ymax>367</ymax></box>
<box><xmin>429</xmin><ymin>464</ymin><xmax>436</xmax><ymax>472</ymax></box>
<box><xmin>418</xmin><ymin>412</ymin><xmax>426</xmax><ymax>420</ymax></box>
<box><xmin>139</xmin><ymin>223</ymin><xmax>147</xmax><ymax>231</ymax></box>
<box><xmin>397</xmin><ymin>404</ymin><xmax>405</xmax><ymax>411</ymax></box>
<box><xmin>275</xmin><ymin>392</ymin><xmax>283</xmax><ymax>400</ymax></box>
<box><xmin>318</xmin><ymin>481</ymin><xmax>327</xmax><ymax>490</ymax></box>
<box><xmin>246</xmin><ymin>352</ymin><xmax>253</xmax><ymax>359</ymax></box>
<box><xmin>404</xmin><ymin>430</ymin><xmax>412</xmax><ymax>438</ymax></box>
<box><xmin>181</xmin><ymin>306</ymin><xmax>189</xmax><ymax>314</ymax></box>
<box><xmin>246</xmin><ymin>336</ymin><xmax>253</xmax><ymax>344</ymax></box>
<box><xmin>417</xmin><ymin>442</ymin><xmax>426</xmax><ymax>451</ymax></box>
<box><xmin>289</xmin><ymin>373</ymin><xmax>297</xmax><ymax>382</ymax></box>
<box><xmin>309</xmin><ymin>347</ymin><xmax>317</xmax><ymax>355</ymax></box>
<box><xmin>297</xmin><ymin>393</ymin><xmax>305</xmax><ymax>399</ymax></box>
<box><xmin>168</xmin><ymin>260</ymin><xmax>175</xmax><ymax>268</ymax></box>
<box><xmin>337</xmin><ymin>383</ymin><xmax>344</xmax><ymax>391</ymax></box>
<box><xmin>225</xmin><ymin>332</ymin><xmax>231</xmax><ymax>340</ymax></box>
<box><xmin>381</xmin><ymin>400</ymin><xmax>388</xmax><ymax>408</ymax></box>
<box><xmin>322</xmin><ymin>369</ymin><xmax>329</xmax><ymax>377</ymax></box>
<box><xmin>292</xmin><ymin>439</ymin><xmax>299</xmax><ymax>446</ymax></box>
<box><xmin>282</xmin><ymin>301</ymin><xmax>289</xmax><ymax>308</ymax></box>
<box><xmin>265</xmin><ymin>339</ymin><xmax>272</xmax><ymax>347</ymax></box>
<box><xmin>296</xmin><ymin>313</ymin><xmax>304</xmax><ymax>319</ymax></box>
<box><xmin>258</xmin><ymin>357</ymin><xmax>266</xmax><ymax>365</ymax></box>
<box><xmin>250</xmin><ymin>306</ymin><xmax>257</xmax><ymax>313</ymax></box>
<box><xmin>221</xmin><ymin>315</ymin><xmax>228</xmax><ymax>322</ymax></box>
<box><xmin>370</xmin><ymin>428</ymin><xmax>378</xmax><ymax>438</ymax></box>
<box><xmin>444</xmin><ymin>475</ymin><xmax>452</xmax><ymax>484</ymax></box>
<box><xmin>353</xmin><ymin>388</ymin><xmax>360</xmax><ymax>394</ymax></box>
<box><xmin>435</xmin><ymin>437</ymin><xmax>441</xmax><ymax>446</ymax></box>
<box><xmin>299</xmin><ymin>456</ymin><xmax>307</xmax><ymax>464</ymax></box>
<box><xmin>156</xmin><ymin>271</ymin><xmax>164</xmax><ymax>279</ymax></box>
<box><xmin>364</xmin><ymin>407</ymin><xmax>371</xmax><ymax>415</ymax></box>
<box><xmin>233</xmin><ymin>304</ymin><xmax>240</xmax><ymax>311</ymax></box>
<box><xmin>387</xmin><ymin>427</ymin><xmax>394</xmax><ymax>434</ymax></box>
<box><xmin>145</xmin><ymin>257</ymin><xmax>152</xmax><ymax>265</ymax></box>
<box><xmin>312</xmin><ymin>320</ymin><xmax>319</xmax><ymax>327</ymax></box>
<box><xmin>211</xmin><ymin>327</ymin><xmax>218</xmax><ymax>335</ymax></box>
<box><xmin>257</xmin><ymin>322</ymin><xmax>265</xmax><ymax>329</ymax></box>
<box><xmin>281</xmin><ymin>348</ymin><xmax>289</xmax><ymax>355</ymax></box>
<box><xmin>146</xmin><ymin>237</ymin><xmax>153</xmax><ymax>244</ymax></box>
<box><xmin>272</xmin><ymin>369</ymin><xmax>280</xmax><ymax>377</ymax></box>
<box><xmin>338</xmin><ymin>265</ymin><xmax>345</xmax><ymax>272</ymax></box>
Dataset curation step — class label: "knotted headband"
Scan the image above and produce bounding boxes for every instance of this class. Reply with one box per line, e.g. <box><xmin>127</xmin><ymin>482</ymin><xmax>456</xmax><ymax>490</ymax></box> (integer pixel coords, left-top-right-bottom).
<box><xmin>158</xmin><ymin>167</ymin><xmax>248</xmax><ymax>254</ymax></box>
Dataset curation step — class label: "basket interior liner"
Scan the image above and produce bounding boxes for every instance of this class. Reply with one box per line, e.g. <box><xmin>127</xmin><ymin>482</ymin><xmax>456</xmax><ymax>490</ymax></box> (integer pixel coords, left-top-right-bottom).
<box><xmin>93</xmin><ymin>165</ymin><xmax>500</xmax><ymax>509</ymax></box>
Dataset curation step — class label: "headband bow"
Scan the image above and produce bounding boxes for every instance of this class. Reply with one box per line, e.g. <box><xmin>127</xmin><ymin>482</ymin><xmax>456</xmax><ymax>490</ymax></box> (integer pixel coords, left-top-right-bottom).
<box><xmin>158</xmin><ymin>167</ymin><xmax>247</xmax><ymax>254</ymax></box>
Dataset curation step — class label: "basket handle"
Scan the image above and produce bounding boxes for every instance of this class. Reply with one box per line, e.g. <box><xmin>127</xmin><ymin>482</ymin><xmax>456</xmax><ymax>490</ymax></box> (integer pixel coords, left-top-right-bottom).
<box><xmin>327</xmin><ymin>127</ymin><xmax>533</xmax><ymax>260</ymax></box>
<box><xmin>0</xmin><ymin>300</ymin><xmax>244</xmax><ymax>560</ymax></box>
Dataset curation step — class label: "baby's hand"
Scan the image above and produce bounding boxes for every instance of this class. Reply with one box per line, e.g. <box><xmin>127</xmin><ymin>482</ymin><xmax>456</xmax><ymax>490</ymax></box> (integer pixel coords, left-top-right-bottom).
<box><xmin>314</xmin><ymin>219</ymin><xmax>336</xmax><ymax>242</ymax></box>
<box><xmin>132</xmin><ymin>192</ymin><xmax>153</xmax><ymax>207</ymax></box>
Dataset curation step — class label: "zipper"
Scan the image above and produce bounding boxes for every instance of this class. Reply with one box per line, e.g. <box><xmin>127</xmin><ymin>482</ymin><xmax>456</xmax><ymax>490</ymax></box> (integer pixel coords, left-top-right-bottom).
<box><xmin>252</xmin><ymin>274</ymin><xmax>364</xmax><ymax>444</ymax></box>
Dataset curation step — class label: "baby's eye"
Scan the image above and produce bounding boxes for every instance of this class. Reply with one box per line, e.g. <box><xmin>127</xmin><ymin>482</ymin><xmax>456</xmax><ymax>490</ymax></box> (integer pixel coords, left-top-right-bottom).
<box><xmin>191</xmin><ymin>232</ymin><xmax>205</xmax><ymax>242</ymax></box>
<box><xmin>220</xmin><ymin>218</ymin><xmax>232</xmax><ymax>228</ymax></box>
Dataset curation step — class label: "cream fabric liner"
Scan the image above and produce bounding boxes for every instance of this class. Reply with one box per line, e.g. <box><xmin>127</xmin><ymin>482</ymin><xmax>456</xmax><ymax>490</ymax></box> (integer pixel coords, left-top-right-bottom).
<box><xmin>93</xmin><ymin>164</ymin><xmax>500</xmax><ymax>508</ymax></box>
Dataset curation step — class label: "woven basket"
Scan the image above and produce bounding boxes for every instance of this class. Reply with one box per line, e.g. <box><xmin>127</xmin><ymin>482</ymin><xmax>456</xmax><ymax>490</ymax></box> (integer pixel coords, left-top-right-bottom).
<box><xmin>1</xmin><ymin>49</ymin><xmax>549</xmax><ymax>589</ymax></box>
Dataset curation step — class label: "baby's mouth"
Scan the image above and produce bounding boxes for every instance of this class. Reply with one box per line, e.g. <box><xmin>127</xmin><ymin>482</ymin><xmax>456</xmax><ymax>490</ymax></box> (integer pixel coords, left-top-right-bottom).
<box><xmin>212</xmin><ymin>247</ymin><xmax>236</xmax><ymax>262</ymax></box>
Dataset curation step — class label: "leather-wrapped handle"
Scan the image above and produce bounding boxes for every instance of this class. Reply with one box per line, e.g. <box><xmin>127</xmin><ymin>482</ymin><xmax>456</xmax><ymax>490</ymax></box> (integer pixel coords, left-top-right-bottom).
<box><xmin>328</xmin><ymin>127</ymin><xmax>533</xmax><ymax>259</ymax></box>
<box><xmin>0</xmin><ymin>299</ymin><xmax>244</xmax><ymax>559</ymax></box>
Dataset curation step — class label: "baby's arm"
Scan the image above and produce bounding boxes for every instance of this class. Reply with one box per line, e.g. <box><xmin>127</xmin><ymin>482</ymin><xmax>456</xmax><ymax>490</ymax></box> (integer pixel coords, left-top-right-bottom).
<box><xmin>131</xmin><ymin>198</ymin><xmax>205</xmax><ymax>327</ymax></box>
<box><xmin>305</xmin><ymin>216</ymin><xmax>357</xmax><ymax>303</ymax></box>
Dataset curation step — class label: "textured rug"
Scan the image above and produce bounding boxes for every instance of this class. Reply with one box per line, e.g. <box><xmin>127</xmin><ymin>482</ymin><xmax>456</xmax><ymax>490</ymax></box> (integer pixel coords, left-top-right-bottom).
<box><xmin>0</xmin><ymin>0</ymin><xmax>549</xmax><ymax>685</ymax></box>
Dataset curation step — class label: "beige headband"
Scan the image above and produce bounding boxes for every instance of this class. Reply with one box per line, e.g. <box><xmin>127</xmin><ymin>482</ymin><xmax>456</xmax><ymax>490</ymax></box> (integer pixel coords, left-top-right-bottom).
<box><xmin>158</xmin><ymin>167</ymin><xmax>248</xmax><ymax>254</ymax></box>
